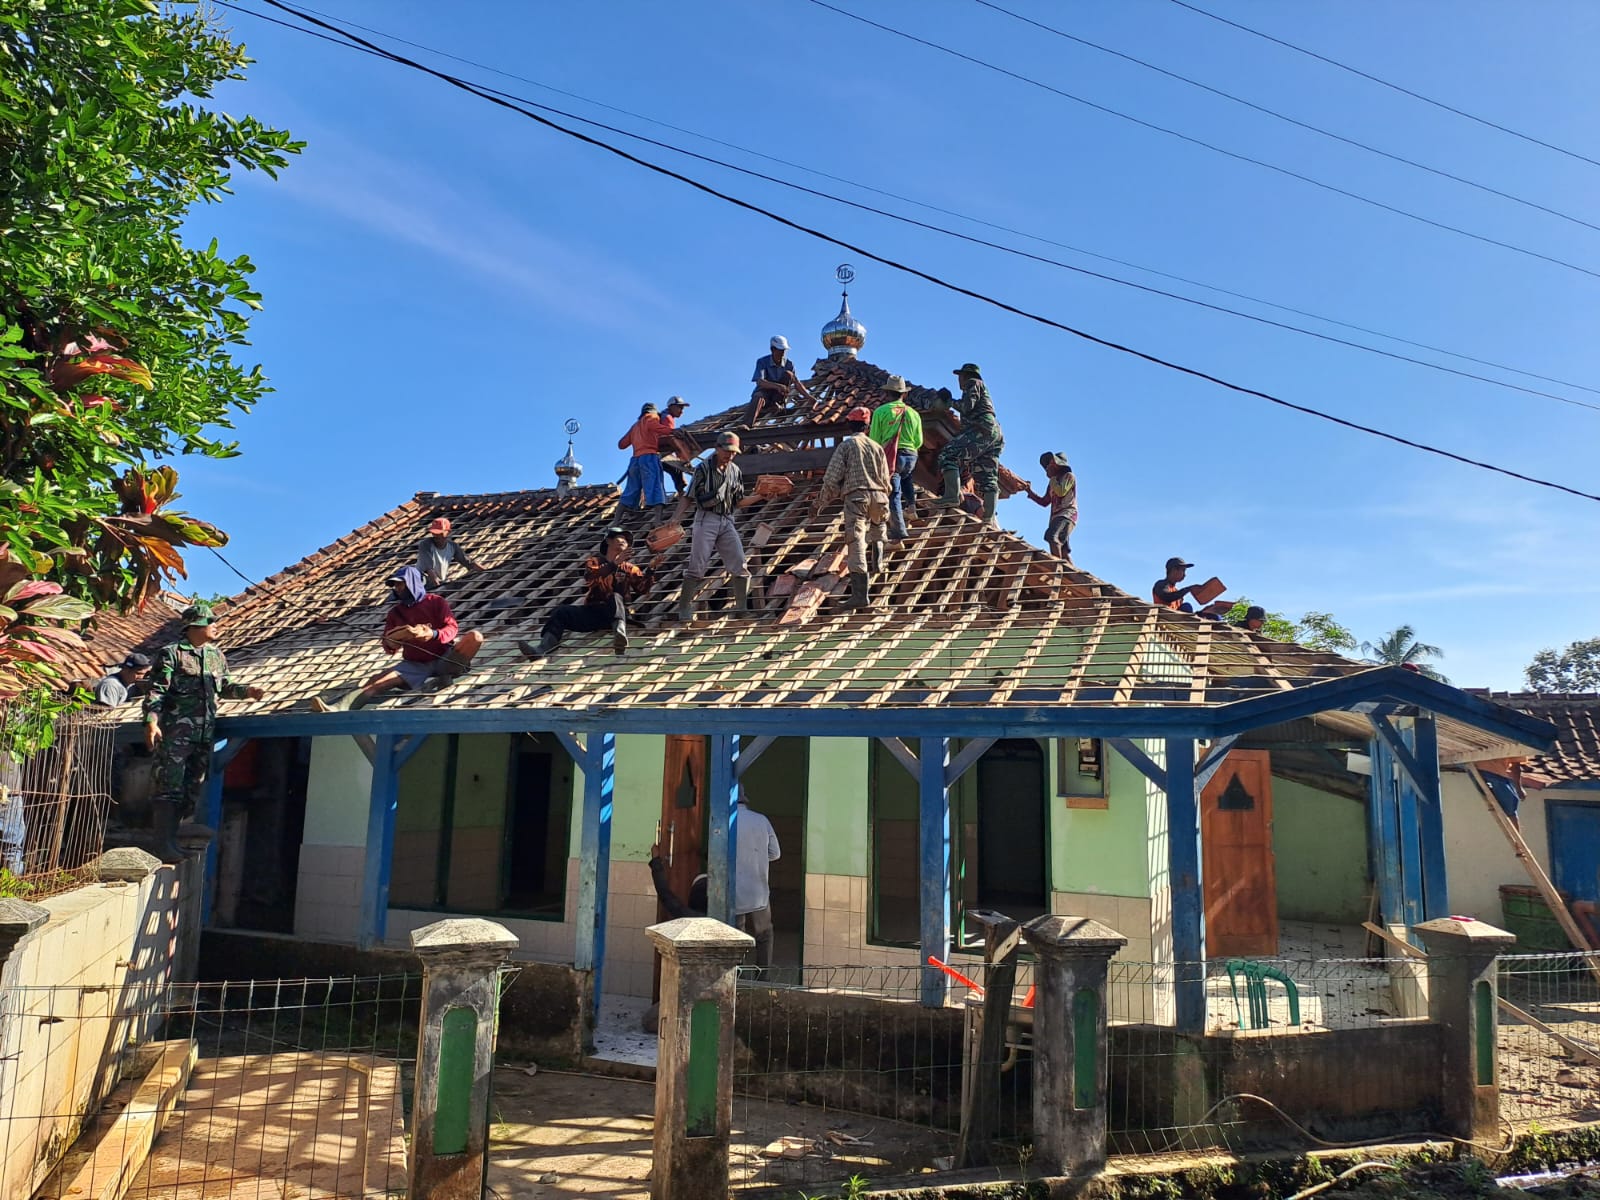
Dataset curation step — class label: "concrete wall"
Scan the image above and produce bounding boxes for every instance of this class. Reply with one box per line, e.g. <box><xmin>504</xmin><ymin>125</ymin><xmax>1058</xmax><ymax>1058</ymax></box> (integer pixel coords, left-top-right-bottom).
<box><xmin>295</xmin><ymin>735</ymin><xmax>370</xmax><ymax>941</ymax></box>
<box><xmin>1440</xmin><ymin>768</ymin><xmax>1558</xmax><ymax>925</ymax></box>
<box><xmin>0</xmin><ymin>859</ymin><xmax>197</xmax><ymax>1200</ymax></box>
<box><xmin>1271</xmin><ymin>776</ymin><xmax>1369</xmax><ymax>924</ymax></box>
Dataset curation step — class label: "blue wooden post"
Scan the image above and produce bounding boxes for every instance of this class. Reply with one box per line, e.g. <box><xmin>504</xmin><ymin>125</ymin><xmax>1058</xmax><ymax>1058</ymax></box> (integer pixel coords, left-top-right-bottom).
<box><xmin>1164</xmin><ymin>738</ymin><xmax>1205</xmax><ymax>1033</ymax></box>
<box><xmin>1368</xmin><ymin>736</ymin><xmax>1403</xmax><ymax>925</ymax></box>
<box><xmin>574</xmin><ymin>732</ymin><xmax>616</xmax><ymax>1019</ymax></box>
<box><xmin>1394</xmin><ymin>721</ymin><xmax>1425</xmax><ymax>928</ymax></box>
<box><xmin>706</xmin><ymin>734</ymin><xmax>740</xmax><ymax>926</ymax></box>
<box><xmin>919</xmin><ymin>736</ymin><xmax>951</xmax><ymax>1008</ymax></box>
<box><xmin>359</xmin><ymin>734</ymin><xmax>400</xmax><ymax>950</ymax></box>
<box><xmin>1410</xmin><ymin>715</ymin><xmax>1449</xmax><ymax>920</ymax></box>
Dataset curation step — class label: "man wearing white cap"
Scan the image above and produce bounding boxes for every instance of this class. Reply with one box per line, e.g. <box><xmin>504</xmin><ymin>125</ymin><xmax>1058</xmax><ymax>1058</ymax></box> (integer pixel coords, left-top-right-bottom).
<box><xmin>746</xmin><ymin>334</ymin><xmax>815</xmax><ymax>427</ymax></box>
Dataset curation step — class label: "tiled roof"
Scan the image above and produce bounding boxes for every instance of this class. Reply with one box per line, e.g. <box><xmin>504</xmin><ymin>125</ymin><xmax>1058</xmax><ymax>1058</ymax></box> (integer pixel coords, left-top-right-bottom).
<box><xmin>1467</xmin><ymin>692</ymin><xmax>1600</xmax><ymax>785</ymax></box>
<box><xmin>59</xmin><ymin>605</ymin><xmax>183</xmax><ymax>687</ymax></box>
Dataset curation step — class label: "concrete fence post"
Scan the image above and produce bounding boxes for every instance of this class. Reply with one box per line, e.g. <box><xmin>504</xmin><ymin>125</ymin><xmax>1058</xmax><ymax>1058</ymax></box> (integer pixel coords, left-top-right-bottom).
<box><xmin>0</xmin><ymin>897</ymin><xmax>50</xmax><ymax>988</ymax></box>
<box><xmin>1415</xmin><ymin>916</ymin><xmax>1515</xmax><ymax>1143</ymax></box>
<box><xmin>409</xmin><ymin>917</ymin><xmax>520</xmax><ymax>1200</ymax></box>
<box><xmin>1021</xmin><ymin>914</ymin><xmax>1127</xmax><ymax>1177</ymax></box>
<box><xmin>647</xmin><ymin>916</ymin><xmax>754</xmax><ymax>1200</ymax></box>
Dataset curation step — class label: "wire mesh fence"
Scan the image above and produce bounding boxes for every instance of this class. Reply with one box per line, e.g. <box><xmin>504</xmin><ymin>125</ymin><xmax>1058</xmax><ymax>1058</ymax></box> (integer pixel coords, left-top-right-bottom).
<box><xmin>0</xmin><ymin>704</ymin><xmax>117</xmax><ymax>900</ymax></box>
<box><xmin>1498</xmin><ymin>951</ymin><xmax>1600</xmax><ymax>1127</ymax></box>
<box><xmin>0</xmin><ymin>974</ymin><xmax>422</xmax><ymax>1200</ymax></box>
<box><xmin>730</xmin><ymin>964</ymin><xmax>1029</xmax><ymax>1192</ymax></box>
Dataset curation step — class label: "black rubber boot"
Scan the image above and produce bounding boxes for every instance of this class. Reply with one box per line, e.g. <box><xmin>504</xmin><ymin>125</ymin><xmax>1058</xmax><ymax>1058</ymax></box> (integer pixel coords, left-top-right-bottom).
<box><xmin>150</xmin><ymin>799</ymin><xmax>183</xmax><ymax>864</ymax></box>
<box><xmin>518</xmin><ymin>632</ymin><xmax>560</xmax><ymax>661</ymax></box>
<box><xmin>611</xmin><ymin>596</ymin><xmax>629</xmax><ymax>655</ymax></box>
<box><xmin>837</xmin><ymin>572</ymin><xmax>871</xmax><ymax>610</ymax></box>
<box><xmin>677</xmin><ymin>577</ymin><xmax>704</xmax><ymax>623</ymax></box>
<box><xmin>730</xmin><ymin>575</ymin><xmax>751</xmax><ymax>613</ymax></box>
<box><xmin>981</xmin><ymin>489</ymin><xmax>999</xmax><ymax>528</ymax></box>
<box><xmin>935</xmin><ymin>467</ymin><xmax>963</xmax><ymax>507</ymax></box>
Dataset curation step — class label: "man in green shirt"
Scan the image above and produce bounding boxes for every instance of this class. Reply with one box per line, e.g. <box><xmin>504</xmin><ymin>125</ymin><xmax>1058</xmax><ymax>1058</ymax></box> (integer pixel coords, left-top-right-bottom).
<box><xmin>142</xmin><ymin>602</ymin><xmax>265</xmax><ymax>860</ymax></box>
<box><xmin>868</xmin><ymin>375</ymin><xmax>923</xmax><ymax>541</ymax></box>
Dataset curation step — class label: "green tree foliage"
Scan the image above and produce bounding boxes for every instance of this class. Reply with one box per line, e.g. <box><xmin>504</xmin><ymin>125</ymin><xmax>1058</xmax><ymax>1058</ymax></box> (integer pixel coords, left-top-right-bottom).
<box><xmin>0</xmin><ymin>0</ymin><xmax>299</xmax><ymax>612</ymax></box>
<box><xmin>1361</xmin><ymin>624</ymin><xmax>1447</xmax><ymax>682</ymax></box>
<box><xmin>1222</xmin><ymin>598</ymin><xmax>1357</xmax><ymax>653</ymax></box>
<box><xmin>1525</xmin><ymin>637</ymin><xmax>1600</xmax><ymax>694</ymax></box>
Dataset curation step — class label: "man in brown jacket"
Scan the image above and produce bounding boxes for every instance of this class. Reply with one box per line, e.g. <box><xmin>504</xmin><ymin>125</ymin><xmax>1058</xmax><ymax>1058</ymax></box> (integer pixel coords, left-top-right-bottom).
<box><xmin>815</xmin><ymin>405</ymin><xmax>891</xmax><ymax>610</ymax></box>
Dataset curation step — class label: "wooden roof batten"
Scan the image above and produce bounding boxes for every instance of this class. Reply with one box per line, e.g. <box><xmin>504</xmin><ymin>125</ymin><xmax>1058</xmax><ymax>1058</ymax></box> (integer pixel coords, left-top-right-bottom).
<box><xmin>203</xmin><ymin>355</ymin><xmax>1555</xmax><ymax>760</ymax></box>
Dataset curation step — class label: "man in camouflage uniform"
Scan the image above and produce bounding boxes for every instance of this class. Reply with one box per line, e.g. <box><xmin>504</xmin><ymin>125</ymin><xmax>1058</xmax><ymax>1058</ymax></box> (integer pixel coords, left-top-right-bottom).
<box><xmin>936</xmin><ymin>362</ymin><xmax>1005</xmax><ymax>528</ymax></box>
<box><xmin>142</xmin><ymin>602</ymin><xmax>265</xmax><ymax>861</ymax></box>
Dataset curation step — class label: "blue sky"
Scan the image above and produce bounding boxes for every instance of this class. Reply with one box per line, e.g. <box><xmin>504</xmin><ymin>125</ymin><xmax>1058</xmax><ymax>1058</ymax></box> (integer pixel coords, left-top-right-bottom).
<box><xmin>179</xmin><ymin>0</ymin><xmax>1600</xmax><ymax>688</ymax></box>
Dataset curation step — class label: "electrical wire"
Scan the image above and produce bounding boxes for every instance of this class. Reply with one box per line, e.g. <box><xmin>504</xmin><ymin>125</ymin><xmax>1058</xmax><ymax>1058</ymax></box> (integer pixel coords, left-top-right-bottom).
<box><xmin>241</xmin><ymin>0</ymin><xmax>1600</xmax><ymax>504</ymax></box>
<box><xmin>800</xmin><ymin>0</ymin><xmax>1600</xmax><ymax>283</ymax></box>
<box><xmin>216</xmin><ymin>0</ymin><xmax>1600</xmax><ymax>402</ymax></box>
<box><xmin>972</xmin><ymin>0</ymin><xmax>1600</xmax><ymax>235</ymax></box>
<box><xmin>1167</xmin><ymin>0</ymin><xmax>1600</xmax><ymax>172</ymax></box>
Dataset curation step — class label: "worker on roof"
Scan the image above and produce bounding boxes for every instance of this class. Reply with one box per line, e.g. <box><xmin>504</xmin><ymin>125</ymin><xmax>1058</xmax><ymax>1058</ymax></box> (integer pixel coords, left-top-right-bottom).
<box><xmin>936</xmin><ymin>362</ymin><xmax>1005</xmax><ymax>528</ymax></box>
<box><xmin>816</xmin><ymin>406</ymin><xmax>892</xmax><ymax>610</ymax></box>
<box><xmin>1234</xmin><ymin>605</ymin><xmax>1267</xmax><ymax>632</ymax></box>
<box><xmin>1153</xmin><ymin>557</ymin><xmax>1200</xmax><ymax>612</ymax></box>
<box><xmin>314</xmin><ymin>566</ymin><xmax>484</xmax><ymax>712</ymax></box>
<box><xmin>519</xmin><ymin>527</ymin><xmax>655</xmax><ymax>660</ymax></box>
<box><xmin>670</xmin><ymin>431</ymin><xmax>760</xmax><ymax>622</ymax></box>
<box><xmin>142</xmin><ymin>602</ymin><xmax>265</xmax><ymax>861</ymax></box>
<box><xmin>868</xmin><ymin>375</ymin><xmax>923</xmax><ymax>542</ymax></box>
<box><xmin>416</xmin><ymin>517</ymin><xmax>484</xmax><ymax>589</ymax></box>
<box><xmin>657</xmin><ymin>397</ymin><xmax>695</xmax><ymax>495</ymax></box>
<box><xmin>616</xmin><ymin>399</ymin><xmax>684</xmax><ymax>514</ymax></box>
<box><xmin>746</xmin><ymin>335</ymin><xmax>815</xmax><ymax>428</ymax></box>
<box><xmin>1025</xmin><ymin>452</ymin><xmax>1078</xmax><ymax>563</ymax></box>
<box><xmin>94</xmin><ymin>652</ymin><xmax>151</xmax><ymax>708</ymax></box>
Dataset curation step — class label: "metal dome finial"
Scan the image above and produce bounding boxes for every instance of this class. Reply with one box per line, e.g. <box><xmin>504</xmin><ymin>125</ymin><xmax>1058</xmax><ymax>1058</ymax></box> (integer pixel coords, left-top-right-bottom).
<box><xmin>554</xmin><ymin>418</ymin><xmax>583</xmax><ymax>496</ymax></box>
<box><xmin>821</xmin><ymin>264</ymin><xmax>865</xmax><ymax>358</ymax></box>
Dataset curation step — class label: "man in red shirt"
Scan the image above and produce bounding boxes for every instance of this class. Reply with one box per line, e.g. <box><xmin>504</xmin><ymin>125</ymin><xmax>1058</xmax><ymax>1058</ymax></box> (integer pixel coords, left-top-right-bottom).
<box><xmin>314</xmin><ymin>565</ymin><xmax>484</xmax><ymax>710</ymax></box>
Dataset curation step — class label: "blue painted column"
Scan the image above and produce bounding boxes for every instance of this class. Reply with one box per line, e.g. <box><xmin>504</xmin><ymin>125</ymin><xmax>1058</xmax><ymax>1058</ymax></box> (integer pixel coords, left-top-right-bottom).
<box><xmin>1368</xmin><ymin>737</ymin><xmax>1403</xmax><ymax>926</ymax></box>
<box><xmin>1393</xmin><ymin>720</ymin><xmax>1425</xmax><ymax>928</ymax></box>
<box><xmin>706</xmin><ymin>734</ymin><xmax>741</xmax><ymax>926</ymax></box>
<box><xmin>1410</xmin><ymin>715</ymin><xmax>1449</xmax><ymax>920</ymax></box>
<box><xmin>919</xmin><ymin>737</ymin><xmax>951</xmax><ymax>1008</ymax></box>
<box><xmin>1164</xmin><ymin>738</ymin><xmax>1205</xmax><ymax>1032</ymax></box>
<box><xmin>575</xmin><ymin>732</ymin><xmax>617</xmax><ymax>1018</ymax></box>
<box><xmin>359</xmin><ymin>734</ymin><xmax>400</xmax><ymax>950</ymax></box>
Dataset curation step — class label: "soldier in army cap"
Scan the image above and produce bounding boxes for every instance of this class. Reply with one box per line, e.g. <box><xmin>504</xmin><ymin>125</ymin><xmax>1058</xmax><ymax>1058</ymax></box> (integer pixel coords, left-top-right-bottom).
<box><xmin>141</xmin><ymin>601</ymin><xmax>265</xmax><ymax>861</ymax></box>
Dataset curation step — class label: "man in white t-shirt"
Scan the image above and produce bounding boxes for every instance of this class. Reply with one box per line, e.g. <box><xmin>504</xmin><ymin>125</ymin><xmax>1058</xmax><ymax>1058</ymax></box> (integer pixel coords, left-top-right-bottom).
<box><xmin>733</xmin><ymin>798</ymin><xmax>781</xmax><ymax>968</ymax></box>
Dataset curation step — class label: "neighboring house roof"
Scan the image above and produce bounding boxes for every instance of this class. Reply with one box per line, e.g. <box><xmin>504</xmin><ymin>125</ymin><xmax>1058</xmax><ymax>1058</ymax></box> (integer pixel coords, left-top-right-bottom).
<box><xmin>200</xmin><ymin>352</ymin><xmax>1549</xmax><ymax>760</ymax></box>
<box><xmin>59</xmin><ymin>604</ymin><xmax>182</xmax><ymax>688</ymax></box>
<box><xmin>1467</xmin><ymin>692</ymin><xmax>1600</xmax><ymax>786</ymax></box>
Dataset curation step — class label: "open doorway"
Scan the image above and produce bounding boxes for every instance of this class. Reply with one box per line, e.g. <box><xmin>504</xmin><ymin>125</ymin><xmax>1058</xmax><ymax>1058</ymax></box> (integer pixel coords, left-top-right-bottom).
<box><xmin>966</xmin><ymin>738</ymin><xmax>1049</xmax><ymax>924</ymax></box>
<box><xmin>217</xmin><ymin>737</ymin><xmax>311</xmax><ymax>933</ymax></box>
<box><xmin>739</xmin><ymin>738</ymin><xmax>809</xmax><ymax>979</ymax></box>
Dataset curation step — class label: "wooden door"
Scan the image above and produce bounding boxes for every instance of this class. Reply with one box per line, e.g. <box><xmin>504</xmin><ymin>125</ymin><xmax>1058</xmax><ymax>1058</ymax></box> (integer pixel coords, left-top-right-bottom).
<box><xmin>653</xmin><ymin>736</ymin><xmax>707</xmax><ymax>1001</ymax></box>
<box><xmin>1201</xmin><ymin>749</ymin><xmax>1278</xmax><ymax>957</ymax></box>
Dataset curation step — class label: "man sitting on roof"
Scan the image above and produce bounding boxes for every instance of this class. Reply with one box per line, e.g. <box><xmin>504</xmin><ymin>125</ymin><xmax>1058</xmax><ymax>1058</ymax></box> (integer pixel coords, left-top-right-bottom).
<box><xmin>868</xmin><ymin>375</ymin><xmax>923</xmax><ymax>541</ymax></box>
<box><xmin>816</xmin><ymin>406</ymin><xmax>892</xmax><ymax>610</ymax></box>
<box><xmin>745</xmin><ymin>335</ymin><xmax>815</xmax><ymax>428</ymax></box>
<box><xmin>936</xmin><ymin>362</ymin><xmax>1005</xmax><ymax>528</ymax></box>
<box><xmin>94</xmin><ymin>652</ymin><xmax>151</xmax><ymax>707</ymax></box>
<box><xmin>1025</xmin><ymin>452</ymin><xmax>1077</xmax><ymax>563</ymax></box>
<box><xmin>519</xmin><ymin>527</ymin><xmax>654</xmax><ymax>660</ymax></box>
<box><xmin>1153</xmin><ymin>557</ymin><xmax>1232</xmax><ymax>619</ymax></box>
<box><xmin>670</xmin><ymin>431</ymin><xmax>760</xmax><ymax>622</ymax></box>
<box><xmin>314</xmin><ymin>566</ymin><xmax>484</xmax><ymax>710</ymax></box>
<box><xmin>616</xmin><ymin>400</ymin><xmax>684</xmax><ymax>514</ymax></box>
<box><xmin>416</xmin><ymin>518</ymin><xmax>484</xmax><ymax>589</ymax></box>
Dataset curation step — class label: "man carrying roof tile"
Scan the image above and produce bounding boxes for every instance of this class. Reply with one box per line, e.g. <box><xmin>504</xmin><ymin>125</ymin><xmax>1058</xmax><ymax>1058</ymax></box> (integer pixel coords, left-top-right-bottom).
<box><xmin>745</xmin><ymin>334</ymin><xmax>815</xmax><ymax>428</ymax></box>
<box><xmin>656</xmin><ymin>396</ymin><xmax>695</xmax><ymax>495</ymax></box>
<box><xmin>616</xmin><ymin>399</ymin><xmax>686</xmax><ymax>514</ymax></box>
<box><xmin>670</xmin><ymin>431</ymin><xmax>760</xmax><ymax>621</ymax></box>
<box><xmin>314</xmin><ymin>566</ymin><xmax>484</xmax><ymax>711</ymax></box>
<box><xmin>1026</xmin><ymin>451</ymin><xmax>1078</xmax><ymax>563</ymax></box>
<box><xmin>518</xmin><ymin>527</ymin><xmax>654</xmax><ymax>660</ymax></box>
<box><xmin>816</xmin><ymin>406</ymin><xmax>892</xmax><ymax>610</ymax></box>
<box><xmin>936</xmin><ymin>362</ymin><xmax>1005</xmax><ymax>528</ymax></box>
<box><xmin>142</xmin><ymin>602</ymin><xmax>265</xmax><ymax>860</ymax></box>
<box><xmin>868</xmin><ymin>375</ymin><xmax>923</xmax><ymax>541</ymax></box>
<box><xmin>416</xmin><ymin>517</ymin><xmax>484</xmax><ymax>589</ymax></box>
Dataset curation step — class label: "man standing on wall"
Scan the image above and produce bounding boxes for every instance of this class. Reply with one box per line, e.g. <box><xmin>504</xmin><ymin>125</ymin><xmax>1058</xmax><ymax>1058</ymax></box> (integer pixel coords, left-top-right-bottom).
<box><xmin>734</xmin><ymin>796</ymin><xmax>781</xmax><ymax>969</ymax></box>
<box><xmin>142</xmin><ymin>602</ymin><xmax>266</xmax><ymax>861</ymax></box>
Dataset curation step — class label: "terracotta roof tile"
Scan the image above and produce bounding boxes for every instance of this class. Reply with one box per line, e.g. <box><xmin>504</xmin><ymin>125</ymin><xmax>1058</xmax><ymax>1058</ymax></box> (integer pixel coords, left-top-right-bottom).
<box><xmin>1467</xmin><ymin>692</ymin><xmax>1600</xmax><ymax>785</ymax></box>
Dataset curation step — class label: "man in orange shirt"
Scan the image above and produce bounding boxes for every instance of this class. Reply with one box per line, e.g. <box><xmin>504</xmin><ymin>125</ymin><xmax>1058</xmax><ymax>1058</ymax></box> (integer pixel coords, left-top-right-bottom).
<box><xmin>617</xmin><ymin>401</ymin><xmax>676</xmax><ymax>513</ymax></box>
<box><xmin>520</xmin><ymin>528</ymin><xmax>655</xmax><ymax>659</ymax></box>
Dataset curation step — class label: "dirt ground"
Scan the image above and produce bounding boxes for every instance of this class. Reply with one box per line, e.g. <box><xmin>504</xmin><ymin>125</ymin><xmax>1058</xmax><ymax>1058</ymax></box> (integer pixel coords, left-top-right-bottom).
<box><xmin>488</xmin><ymin>1066</ymin><xmax>955</xmax><ymax>1199</ymax></box>
<box><xmin>1499</xmin><ymin>999</ymin><xmax>1600</xmax><ymax>1126</ymax></box>
<box><xmin>1322</xmin><ymin>1162</ymin><xmax>1600</xmax><ymax>1199</ymax></box>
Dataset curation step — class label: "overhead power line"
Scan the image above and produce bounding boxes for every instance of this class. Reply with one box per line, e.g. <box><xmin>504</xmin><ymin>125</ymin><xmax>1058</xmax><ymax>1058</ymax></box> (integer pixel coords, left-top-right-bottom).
<box><xmin>214</xmin><ymin>0</ymin><xmax>1600</xmax><ymax>410</ymax></box>
<box><xmin>1167</xmin><ymin>0</ymin><xmax>1600</xmax><ymax>172</ymax></box>
<box><xmin>800</xmin><ymin>0</ymin><xmax>1600</xmax><ymax>283</ymax></box>
<box><xmin>972</xmin><ymin>0</ymin><xmax>1600</xmax><ymax>235</ymax></box>
<box><xmin>239</xmin><ymin>0</ymin><xmax>1600</xmax><ymax>504</ymax></box>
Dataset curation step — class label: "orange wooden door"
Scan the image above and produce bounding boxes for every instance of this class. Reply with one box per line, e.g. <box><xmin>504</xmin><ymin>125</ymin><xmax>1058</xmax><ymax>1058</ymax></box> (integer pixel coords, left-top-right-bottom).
<box><xmin>653</xmin><ymin>735</ymin><xmax>707</xmax><ymax>1002</ymax></box>
<box><xmin>1201</xmin><ymin>749</ymin><xmax>1278</xmax><ymax>958</ymax></box>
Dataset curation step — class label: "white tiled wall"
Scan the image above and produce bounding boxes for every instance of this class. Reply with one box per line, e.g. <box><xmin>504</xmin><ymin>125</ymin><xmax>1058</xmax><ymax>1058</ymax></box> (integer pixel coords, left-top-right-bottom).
<box><xmin>293</xmin><ymin>843</ymin><xmax>364</xmax><ymax>941</ymax></box>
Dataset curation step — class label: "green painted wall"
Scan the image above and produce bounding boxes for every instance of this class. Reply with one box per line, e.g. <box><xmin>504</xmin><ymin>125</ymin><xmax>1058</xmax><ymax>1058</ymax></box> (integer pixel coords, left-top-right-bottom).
<box><xmin>395</xmin><ymin>734</ymin><xmax>450</xmax><ymax>834</ymax></box>
<box><xmin>1271</xmin><ymin>775</ymin><xmax>1369</xmax><ymax>923</ymax></box>
<box><xmin>1051</xmin><ymin>743</ymin><xmax>1154</xmax><ymax>899</ymax></box>
<box><xmin>810</xmin><ymin>739</ymin><xmax>870</xmax><ymax>877</ymax></box>
<box><xmin>303</xmin><ymin>736</ymin><xmax>371</xmax><ymax>845</ymax></box>
<box><xmin>605</xmin><ymin>734</ymin><xmax>664</xmax><ymax>863</ymax></box>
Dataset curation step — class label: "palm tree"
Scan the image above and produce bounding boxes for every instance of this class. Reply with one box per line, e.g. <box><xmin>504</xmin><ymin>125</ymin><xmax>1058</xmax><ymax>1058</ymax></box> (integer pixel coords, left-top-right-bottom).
<box><xmin>1361</xmin><ymin>624</ymin><xmax>1448</xmax><ymax>683</ymax></box>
